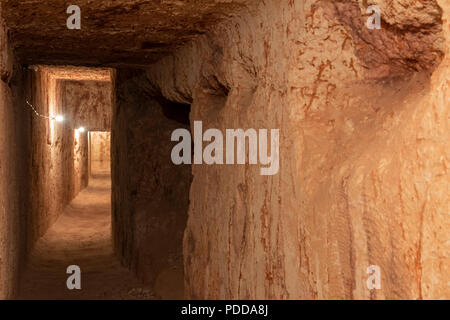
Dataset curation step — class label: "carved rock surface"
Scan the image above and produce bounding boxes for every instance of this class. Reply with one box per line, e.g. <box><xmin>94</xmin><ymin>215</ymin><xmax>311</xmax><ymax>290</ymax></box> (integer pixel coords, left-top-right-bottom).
<box><xmin>145</xmin><ymin>0</ymin><xmax>449</xmax><ymax>299</ymax></box>
<box><xmin>1</xmin><ymin>0</ymin><xmax>252</xmax><ymax>66</ymax></box>
<box><xmin>0</xmin><ymin>7</ymin><xmax>29</xmax><ymax>299</ymax></box>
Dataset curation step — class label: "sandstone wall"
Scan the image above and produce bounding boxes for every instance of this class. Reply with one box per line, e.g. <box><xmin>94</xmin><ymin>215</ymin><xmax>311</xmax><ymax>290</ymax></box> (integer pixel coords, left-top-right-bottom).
<box><xmin>27</xmin><ymin>72</ymin><xmax>78</xmax><ymax>244</ymax></box>
<box><xmin>71</xmin><ymin>128</ymin><xmax>89</xmax><ymax>198</ymax></box>
<box><xmin>112</xmin><ymin>69</ymin><xmax>191</xmax><ymax>298</ymax></box>
<box><xmin>145</xmin><ymin>0</ymin><xmax>449</xmax><ymax>299</ymax></box>
<box><xmin>62</xmin><ymin>80</ymin><xmax>112</xmax><ymax>131</ymax></box>
<box><xmin>90</xmin><ymin>131</ymin><xmax>111</xmax><ymax>174</ymax></box>
<box><xmin>29</xmin><ymin>69</ymin><xmax>72</xmax><ymax>244</ymax></box>
<box><xmin>0</xmin><ymin>7</ymin><xmax>30</xmax><ymax>299</ymax></box>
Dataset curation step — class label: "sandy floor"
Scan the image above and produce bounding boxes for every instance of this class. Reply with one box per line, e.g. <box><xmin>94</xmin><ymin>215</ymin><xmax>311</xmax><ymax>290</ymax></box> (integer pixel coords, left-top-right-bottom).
<box><xmin>17</xmin><ymin>173</ymin><xmax>155</xmax><ymax>300</ymax></box>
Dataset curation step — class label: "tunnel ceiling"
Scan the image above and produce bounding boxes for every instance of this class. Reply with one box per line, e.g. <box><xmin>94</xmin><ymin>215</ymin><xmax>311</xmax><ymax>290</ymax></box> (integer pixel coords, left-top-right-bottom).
<box><xmin>2</xmin><ymin>0</ymin><xmax>251</xmax><ymax>67</ymax></box>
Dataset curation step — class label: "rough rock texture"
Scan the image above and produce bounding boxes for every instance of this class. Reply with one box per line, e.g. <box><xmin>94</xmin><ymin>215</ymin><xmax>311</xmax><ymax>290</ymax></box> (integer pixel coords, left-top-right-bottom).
<box><xmin>144</xmin><ymin>0</ymin><xmax>449</xmax><ymax>299</ymax></box>
<box><xmin>62</xmin><ymin>80</ymin><xmax>112</xmax><ymax>130</ymax></box>
<box><xmin>112</xmin><ymin>69</ymin><xmax>191</xmax><ymax>297</ymax></box>
<box><xmin>29</xmin><ymin>67</ymin><xmax>80</xmax><ymax>245</ymax></box>
<box><xmin>328</xmin><ymin>0</ymin><xmax>445</xmax><ymax>79</ymax></box>
<box><xmin>1</xmin><ymin>0</ymin><xmax>253</xmax><ymax>67</ymax></box>
<box><xmin>0</xmin><ymin>8</ymin><xmax>29</xmax><ymax>299</ymax></box>
<box><xmin>71</xmin><ymin>127</ymin><xmax>89</xmax><ymax>200</ymax></box>
<box><xmin>90</xmin><ymin>131</ymin><xmax>111</xmax><ymax>174</ymax></box>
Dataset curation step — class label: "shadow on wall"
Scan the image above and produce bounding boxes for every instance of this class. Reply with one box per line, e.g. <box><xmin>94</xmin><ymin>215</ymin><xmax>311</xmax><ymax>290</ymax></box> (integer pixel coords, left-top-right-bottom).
<box><xmin>112</xmin><ymin>68</ymin><xmax>192</xmax><ymax>299</ymax></box>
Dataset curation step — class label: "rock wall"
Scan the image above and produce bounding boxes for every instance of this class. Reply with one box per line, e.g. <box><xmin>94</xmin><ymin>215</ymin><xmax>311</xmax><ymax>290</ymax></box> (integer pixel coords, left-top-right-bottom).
<box><xmin>62</xmin><ymin>80</ymin><xmax>112</xmax><ymax>131</ymax></box>
<box><xmin>29</xmin><ymin>68</ymin><xmax>75</xmax><ymax>245</ymax></box>
<box><xmin>0</xmin><ymin>7</ymin><xmax>30</xmax><ymax>299</ymax></box>
<box><xmin>71</xmin><ymin>128</ymin><xmax>89</xmax><ymax>198</ymax></box>
<box><xmin>145</xmin><ymin>0</ymin><xmax>449</xmax><ymax>299</ymax></box>
<box><xmin>90</xmin><ymin>131</ymin><xmax>111</xmax><ymax>174</ymax></box>
<box><xmin>112</xmin><ymin>69</ymin><xmax>191</xmax><ymax>298</ymax></box>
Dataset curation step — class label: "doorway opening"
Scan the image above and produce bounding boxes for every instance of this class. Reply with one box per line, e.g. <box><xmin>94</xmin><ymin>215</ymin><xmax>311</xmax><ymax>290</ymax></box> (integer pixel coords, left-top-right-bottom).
<box><xmin>17</xmin><ymin>66</ymin><xmax>154</xmax><ymax>299</ymax></box>
<box><xmin>89</xmin><ymin>131</ymin><xmax>111</xmax><ymax>177</ymax></box>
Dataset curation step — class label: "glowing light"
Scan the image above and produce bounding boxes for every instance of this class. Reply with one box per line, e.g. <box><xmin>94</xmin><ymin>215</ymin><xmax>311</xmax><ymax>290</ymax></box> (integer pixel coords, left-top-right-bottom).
<box><xmin>54</xmin><ymin>115</ymin><xmax>65</xmax><ymax>122</ymax></box>
<box><xmin>77</xmin><ymin>127</ymin><xmax>86</xmax><ymax>133</ymax></box>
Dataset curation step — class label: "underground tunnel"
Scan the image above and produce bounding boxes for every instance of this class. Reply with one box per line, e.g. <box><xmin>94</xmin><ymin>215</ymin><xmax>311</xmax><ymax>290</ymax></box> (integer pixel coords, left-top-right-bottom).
<box><xmin>0</xmin><ymin>0</ymin><xmax>449</xmax><ymax>301</ymax></box>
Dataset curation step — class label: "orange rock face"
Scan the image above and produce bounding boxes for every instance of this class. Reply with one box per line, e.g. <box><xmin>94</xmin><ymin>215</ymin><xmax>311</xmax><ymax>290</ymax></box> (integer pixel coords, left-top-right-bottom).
<box><xmin>145</xmin><ymin>0</ymin><xmax>449</xmax><ymax>299</ymax></box>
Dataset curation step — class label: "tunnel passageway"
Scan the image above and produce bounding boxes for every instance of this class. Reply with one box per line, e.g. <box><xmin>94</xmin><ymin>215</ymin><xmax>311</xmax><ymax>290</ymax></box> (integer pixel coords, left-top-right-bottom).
<box><xmin>17</xmin><ymin>173</ymin><xmax>154</xmax><ymax>300</ymax></box>
<box><xmin>0</xmin><ymin>0</ymin><xmax>448</xmax><ymax>300</ymax></box>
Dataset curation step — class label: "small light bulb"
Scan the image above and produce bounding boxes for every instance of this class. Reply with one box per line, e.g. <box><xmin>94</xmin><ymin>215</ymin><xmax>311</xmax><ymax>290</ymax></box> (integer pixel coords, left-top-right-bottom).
<box><xmin>77</xmin><ymin>127</ymin><xmax>85</xmax><ymax>133</ymax></box>
<box><xmin>54</xmin><ymin>115</ymin><xmax>64</xmax><ymax>122</ymax></box>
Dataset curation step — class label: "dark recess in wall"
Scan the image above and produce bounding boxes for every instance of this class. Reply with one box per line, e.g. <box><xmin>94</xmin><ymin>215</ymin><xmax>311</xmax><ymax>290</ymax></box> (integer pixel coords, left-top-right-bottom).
<box><xmin>112</xmin><ymin>68</ymin><xmax>192</xmax><ymax>298</ymax></box>
<box><xmin>157</xmin><ymin>97</ymin><xmax>190</xmax><ymax>126</ymax></box>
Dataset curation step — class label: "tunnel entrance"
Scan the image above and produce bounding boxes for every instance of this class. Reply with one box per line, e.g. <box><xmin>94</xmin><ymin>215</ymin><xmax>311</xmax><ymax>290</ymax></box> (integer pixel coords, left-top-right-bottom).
<box><xmin>16</xmin><ymin>66</ymin><xmax>150</xmax><ymax>299</ymax></box>
<box><xmin>13</xmin><ymin>65</ymin><xmax>193</xmax><ymax>299</ymax></box>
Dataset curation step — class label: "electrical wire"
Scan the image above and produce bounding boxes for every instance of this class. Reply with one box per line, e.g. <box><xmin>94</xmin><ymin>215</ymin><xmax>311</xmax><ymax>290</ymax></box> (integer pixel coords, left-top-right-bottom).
<box><xmin>25</xmin><ymin>99</ymin><xmax>53</xmax><ymax>120</ymax></box>
<box><xmin>25</xmin><ymin>99</ymin><xmax>53</xmax><ymax>119</ymax></box>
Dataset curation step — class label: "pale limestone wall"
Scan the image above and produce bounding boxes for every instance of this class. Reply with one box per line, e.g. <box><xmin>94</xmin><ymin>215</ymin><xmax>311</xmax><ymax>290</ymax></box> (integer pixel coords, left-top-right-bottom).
<box><xmin>145</xmin><ymin>0</ymin><xmax>449</xmax><ymax>299</ymax></box>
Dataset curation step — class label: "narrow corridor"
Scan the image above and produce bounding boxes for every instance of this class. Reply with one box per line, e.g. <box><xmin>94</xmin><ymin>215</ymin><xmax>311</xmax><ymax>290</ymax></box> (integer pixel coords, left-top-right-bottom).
<box><xmin>17</xmin><ymin>173</ymin><xmax>154</xmax><ymax>300</ymax></box>
<box><xmin>0</xmin><ymin>0</ymin><xmax>448</xmax><ymax>301</ymax></box>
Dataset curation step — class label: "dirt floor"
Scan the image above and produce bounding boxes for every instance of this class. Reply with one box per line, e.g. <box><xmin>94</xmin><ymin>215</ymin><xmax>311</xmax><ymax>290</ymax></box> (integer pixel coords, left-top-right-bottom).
<box><xmin>17</xmin><ymin>173</ymin><xmax>160</xmax><ymax>300</ymax></box>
